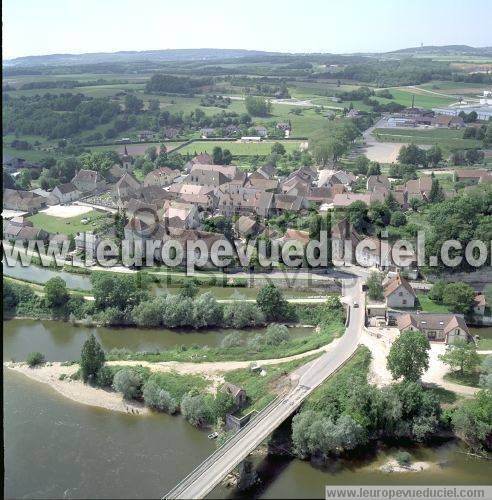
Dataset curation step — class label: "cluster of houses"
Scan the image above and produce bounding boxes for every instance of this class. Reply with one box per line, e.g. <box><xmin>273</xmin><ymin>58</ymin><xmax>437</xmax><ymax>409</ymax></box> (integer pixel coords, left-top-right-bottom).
<box><xmin>366</xmin><ymin>272</ymin><xmax>487</xmax><ymax>345</ymax></box>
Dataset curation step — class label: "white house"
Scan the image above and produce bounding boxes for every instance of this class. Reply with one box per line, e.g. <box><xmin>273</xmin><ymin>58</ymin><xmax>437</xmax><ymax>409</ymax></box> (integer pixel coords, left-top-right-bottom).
<box><xmin>52</xmin><ymin>183</ymin><xmax>81</xmax><ymax>204</ymax></box>
<box><xmin>383</xmin><ymin>274</ymin><xmax>416</xmax><ymax>309</ymax></box>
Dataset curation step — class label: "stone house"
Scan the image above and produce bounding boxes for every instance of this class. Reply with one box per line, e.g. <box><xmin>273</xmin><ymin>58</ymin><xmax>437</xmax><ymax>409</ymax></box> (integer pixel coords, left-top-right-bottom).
<box><xmin>220</xmin><ymin>383</ymin><xmax>247</xmax><ymax>408</ymax></box>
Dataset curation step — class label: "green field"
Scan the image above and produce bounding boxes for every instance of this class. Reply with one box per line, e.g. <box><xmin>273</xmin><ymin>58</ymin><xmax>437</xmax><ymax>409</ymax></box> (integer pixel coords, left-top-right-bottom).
<box><xmin>374</xmin><ymin>88</ymin><xmax>456</xmax><ymax>109</ymax></box>
<box><xmin>28</xmin><ymin>210</ymin><xmax>108</xmax><ymax>235</ymax></box>
<box><xmin>175</xmin><ymin>140</ymin><xmax>302</xmax><ymax>156</ymax></box>
<box><xmin>373</xmin><ymin>127</ymin><xmax>482</xmax><ymax>153</ymax></box>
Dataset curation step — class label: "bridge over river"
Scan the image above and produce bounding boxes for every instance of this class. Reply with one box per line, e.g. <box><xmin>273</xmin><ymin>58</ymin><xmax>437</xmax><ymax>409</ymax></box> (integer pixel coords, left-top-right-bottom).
<box><xmin>165</xmin><ymin>278</ymin><xmax>364</xmax><ymax>499</ymax></box>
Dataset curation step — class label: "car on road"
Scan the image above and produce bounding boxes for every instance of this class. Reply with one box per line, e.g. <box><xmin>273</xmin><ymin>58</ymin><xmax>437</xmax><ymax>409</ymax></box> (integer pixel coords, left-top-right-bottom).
<box><xmin>353</xmin><ymin>301</ymin><xmax>359</xmax><ymax>308</ymax></box>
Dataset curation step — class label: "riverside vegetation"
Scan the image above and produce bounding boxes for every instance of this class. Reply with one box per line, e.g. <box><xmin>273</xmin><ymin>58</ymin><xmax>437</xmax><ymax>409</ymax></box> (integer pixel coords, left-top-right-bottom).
<box><xmin>4</xmin><ymin>274</ymin><xmax>345</xmax><ymax>362</ymax></box>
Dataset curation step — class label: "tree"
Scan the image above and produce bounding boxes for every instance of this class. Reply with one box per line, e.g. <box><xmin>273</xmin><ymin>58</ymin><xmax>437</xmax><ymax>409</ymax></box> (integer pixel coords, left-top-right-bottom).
<box><xmin>148</xmin><ymin>98</ymin><xmax>160</xmax><ymax>113</ymax></box>
<box><xmin>145</xmin><ymin>145</ymin><xmax>157</xmax><ymax>162</ymax></box>
<box><xmin>16</xmin><ymin>169</ymin><xmax>31</xmax><ymax>189</ymax></box>
<box><xmin>439</xmin><ymin>340</ymin><xmax>480</xmax><ymax>375</ymax></box>
<box><xmin>131</xmin><ymin>297</ymin><xmax>165</xmax><ymax>327</ymax></box>
<box><xmin>354</xmin><ymin>155</ymin><xmax>370</xmax><ymax>175</ymax></box>
<box><xmin>162</xmin><ymin>295</ymin><xmax>194</xmax><ymax>327</ymax></box>
<box><xmin>213</xmin><ymin>391</ymin><xmax>236</xmax><ymax>420</ymax></box>
<box><xmin>222</xmin><ymin>149</ymin><xmax>232</xmax><ymax>165</ymax></box>
<box><xmin>271</xmin><ymin>142</ymin><xmax>286</xmax><ymax>155</ymax></box>
<box><xmin>387</xmin><ymin>331</ymin><xmax>430</xmax><ymax>382</ymax></box>
<box><xmin>390</xmin><ymin>211</ymin><xmax>407</xmax><ymax>227</ymax></box>
<box><xmin>212</xmin><ymin>146</ymin><xmax>223</xmax><ymax>164</ymax></box>
<box><xmin>256</xmin><ymin>284</ymin><xmax>289</xmax><ymax>321</ymax></box>
<box><xmin>451</xmin><ymin>389</ymin><xmax>492</xmax><ymax>452</ymax></box>
<box><xmin>465</xmin><ymin>148</ymin><xmax>483</xmax><ymax>165</ymax></box>
<box><xmin>347</xmin><ymin>200</ymin><xmax>368</xmax><ymax>233</ymax></box>
<box><xmin>113</xmin><ymin>368</ymin><xmax>144</xmax><ymax>400</ymax></box>
<box><xmin>428</xmin><ymin>279</ymin><xmax>446</xmax><ymax>303</ymax></box>
<box><xmin>367</xmin><ymin>163</ymin><xmax>382</xmax><ymax>176</ymax></box>
<box><xmin>44</xmin><ymin>277</ymin><xmax>69</xmax><ymax>308</ymax></box>
<box><xmin>143</xmin><ymin>381</ymin><xmax>177</xmax><ymax>413</ymax></box>
<box><xmin>398</xmin><ymin>144</ymin><xmax>427</xmax><ymax>166</ymax></box>
<box><xmin>245</xmin><ymin>96</ymin><xmax>271</xmax><ymax>117</ymax></box>
<box><xmin>442</xmin><ymin>282</ymin><xmax>475</xmax><ymax>314</ymax></box>
<box><xmin>428</xmin><ymin>178</ymin><xmax>445</xmax><ymax>203</ymax></box>
<box><xmin>80</xmin><ymin>334</ymin><xmax>105</xmax><ymax>383</ymax></box>
<box><xmin>366</xmin><ymin>271</ymin><xmax>384</xmax><ymax>301</ymax></box>
<box><xmin>223</xmin><ymin>302</ymin><xmax>264</xmax><ymax>328</ymax></box>
<box><xmin>181</xmin><ymin>393</ymin><xmax>214</xmax><ymax>427</ymax></box>
<box><xmin>193</xmin><ymin>292</ymin><xmax>223</xmax><ymax>328</ymax></box>
<box><xmin>91</xmin><ymin>274</ymin><xmax>148</xmax><ymax>313</ymax></box>
<box><xmin>125</xmin><ymin>94</ymin><xmax>143</xmax><ymax>114</ymax></box>
<box><xmin>426</xmin><ymin>145</ymin><xmax>443</xmax><ymax>166</ymax></box>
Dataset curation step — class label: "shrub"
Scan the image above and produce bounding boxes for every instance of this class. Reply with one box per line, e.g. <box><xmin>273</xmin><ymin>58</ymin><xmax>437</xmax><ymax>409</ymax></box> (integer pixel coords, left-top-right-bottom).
<box><xmin>223</xmin><ymin>302</ymin><xmax>264</xmax><ymax>328</ymax></box>
<box><xmin>395</xmin><ymin>451</ymin><xmax>412</xmax><ymax>466</ymax></box>
<box><xmin>192</xmin><ymin>292</ymin><xmax>223</xmax><ymax>328</ymax></box>
<box><xmin>26</xmin><ymin>352</ymin><xmax>45</xmax><ymax>367</ymax></box>
<box><xmin>181</xmin><ymin>392</ymin><xmax>214</xmax><ymax>427</ymax></box>
<box><xmin>113</xmin><ymin>368</ymin><xmax>144</xmax><ymax>400</ymax></box>
<box><xmin>96</xmin><ymin>365</ymin><xmax>115</xmax><ymax>388</ymax></box>
<box><xmin>143</xmin><ymin>381</ymin><xmax>177</xmax><ymax>414</ymax></box>
<box><xmin>44</xmin><ymin>277</ymin><xmax>70</xmax><ymax>308</ymax></box>
<box><xmin>131</xmin><ymin>297</ymin><xmax>166</xmax><ymax>327</ymax></box>
<box><xmin>264</xmin><ymin>323</ymin><xmax>290</xmax><ymax>346</ymax></box>
<box><xmin>220</xmin><ymin>331</ymin><xmax>243</xmax><ymax>348</ymax></box>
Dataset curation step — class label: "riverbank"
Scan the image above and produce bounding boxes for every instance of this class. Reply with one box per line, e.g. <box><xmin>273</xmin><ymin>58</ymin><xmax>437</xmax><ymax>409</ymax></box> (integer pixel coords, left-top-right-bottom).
<box><xmin>5</xmin><ymin>362</ymin><xmax>149</xmax><ymax>415</ymax></box>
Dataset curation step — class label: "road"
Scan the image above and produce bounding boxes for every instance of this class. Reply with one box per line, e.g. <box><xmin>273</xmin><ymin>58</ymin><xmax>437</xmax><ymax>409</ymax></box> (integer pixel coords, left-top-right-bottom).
<box><xmin>164</xmin><ymin>278</ymin><xmax>364</xmax><ymax>500</ymax></box>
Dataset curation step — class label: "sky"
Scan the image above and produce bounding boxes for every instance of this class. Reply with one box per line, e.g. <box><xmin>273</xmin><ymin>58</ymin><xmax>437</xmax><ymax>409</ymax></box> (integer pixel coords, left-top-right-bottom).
<box><xmin>3</xmin><ymin>0</ymin><xmax>492</xmax><ymax>59</ymax></box>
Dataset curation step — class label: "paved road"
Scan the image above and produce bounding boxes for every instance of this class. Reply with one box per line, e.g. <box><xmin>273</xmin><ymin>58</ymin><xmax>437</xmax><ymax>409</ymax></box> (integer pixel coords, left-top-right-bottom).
<box><xmin>165</xmin><ymin>278</ymin><xmax>364</xmax><ymax>500</ymax></box>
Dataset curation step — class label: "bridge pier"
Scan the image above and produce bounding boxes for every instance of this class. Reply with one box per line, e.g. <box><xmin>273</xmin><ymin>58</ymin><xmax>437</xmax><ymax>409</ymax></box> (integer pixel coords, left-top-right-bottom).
<box><xmin>236</xmin><ymin>458</ymin><xmax>258</xmax><ymax>491</ymax></box>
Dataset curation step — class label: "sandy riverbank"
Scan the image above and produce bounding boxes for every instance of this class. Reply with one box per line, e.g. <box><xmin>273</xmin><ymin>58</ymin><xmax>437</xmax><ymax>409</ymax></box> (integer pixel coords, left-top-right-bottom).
<box><xmin>5</xmin><ymin>362</ymin><xmax>149</xmax><ymax>415</ymax></box>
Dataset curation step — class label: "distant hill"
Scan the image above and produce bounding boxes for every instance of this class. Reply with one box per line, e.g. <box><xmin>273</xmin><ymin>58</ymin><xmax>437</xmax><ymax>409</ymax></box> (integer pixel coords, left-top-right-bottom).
<box><xmin>387</xmin><ymin>45</ymin><xmax>492</xmax><ymax>57</ymax></box>
<box><xmin>4</xmin><ymin>45</ymin><xmax>492</xmax><ymax>69</ymax></box>
<box><xmin>3</xmin><ymin>48</ymin><xmax>281</xmax><ymax>67</ymax></box>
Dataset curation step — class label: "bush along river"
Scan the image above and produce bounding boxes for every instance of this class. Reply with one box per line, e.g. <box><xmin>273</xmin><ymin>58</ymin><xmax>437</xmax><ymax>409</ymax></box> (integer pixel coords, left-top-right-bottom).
<box><xmin>4</xmin><ymin>319</ymin><xmax>491</xmax><ymax>499</ymax></box>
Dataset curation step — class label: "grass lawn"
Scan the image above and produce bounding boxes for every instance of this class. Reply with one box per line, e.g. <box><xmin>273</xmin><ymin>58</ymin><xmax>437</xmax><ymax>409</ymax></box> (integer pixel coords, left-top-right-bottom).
<box><xmin>176</xmin><ymin>140</ymin><xmax>302</xmax><ymax>156</ymax></box>
<box><xmin>224</xmin><ymin>355</ymin><xmax>321</xmax><ymax>415</ymax></box>
<box><xmin>373</xmin><ymin>127</ymin><xmax>481</xmax><ymax>154</ymax></box>
<box><xmin>416</xmin><ymin>296</ymin><xmax>451</xmax><ymax>313</ymax></box>
<box><xmin>28</xmin><ymin>210</ymin><xmax>107</xmax><ymax>235</ymax></box>
<box><xmin>443</xmin><ymin>371</ymin><xmax>480</xmax><ymax>388</ymax></box>
<box><xmin>477</xmin><ymin>338</ymin><xmax>492</xmax><ymax>350</ymax></box>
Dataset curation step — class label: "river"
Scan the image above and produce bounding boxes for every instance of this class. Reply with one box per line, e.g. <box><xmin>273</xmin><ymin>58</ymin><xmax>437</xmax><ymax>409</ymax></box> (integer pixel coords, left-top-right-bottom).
<box><xmin>3</xmin><ymin>260</ymin><xmax>322</xmax><ymax>299</ymax></box>
<box><xmin>4</xmin><ymin>319</ymin><xmax>492</xmax><ymax>499</ymax></box>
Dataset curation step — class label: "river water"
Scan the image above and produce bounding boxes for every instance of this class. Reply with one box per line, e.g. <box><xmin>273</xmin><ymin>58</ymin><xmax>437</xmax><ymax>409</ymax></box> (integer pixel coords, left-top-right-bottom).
<box><xmin>4</xmin><ymin>319</ymin><xmax>492</xmax><ymax>499</ymax></box>
<box><xmin>4</xmin><ymin>260</ymin><xmax>321</xmax><ymax>299</ymax></box>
